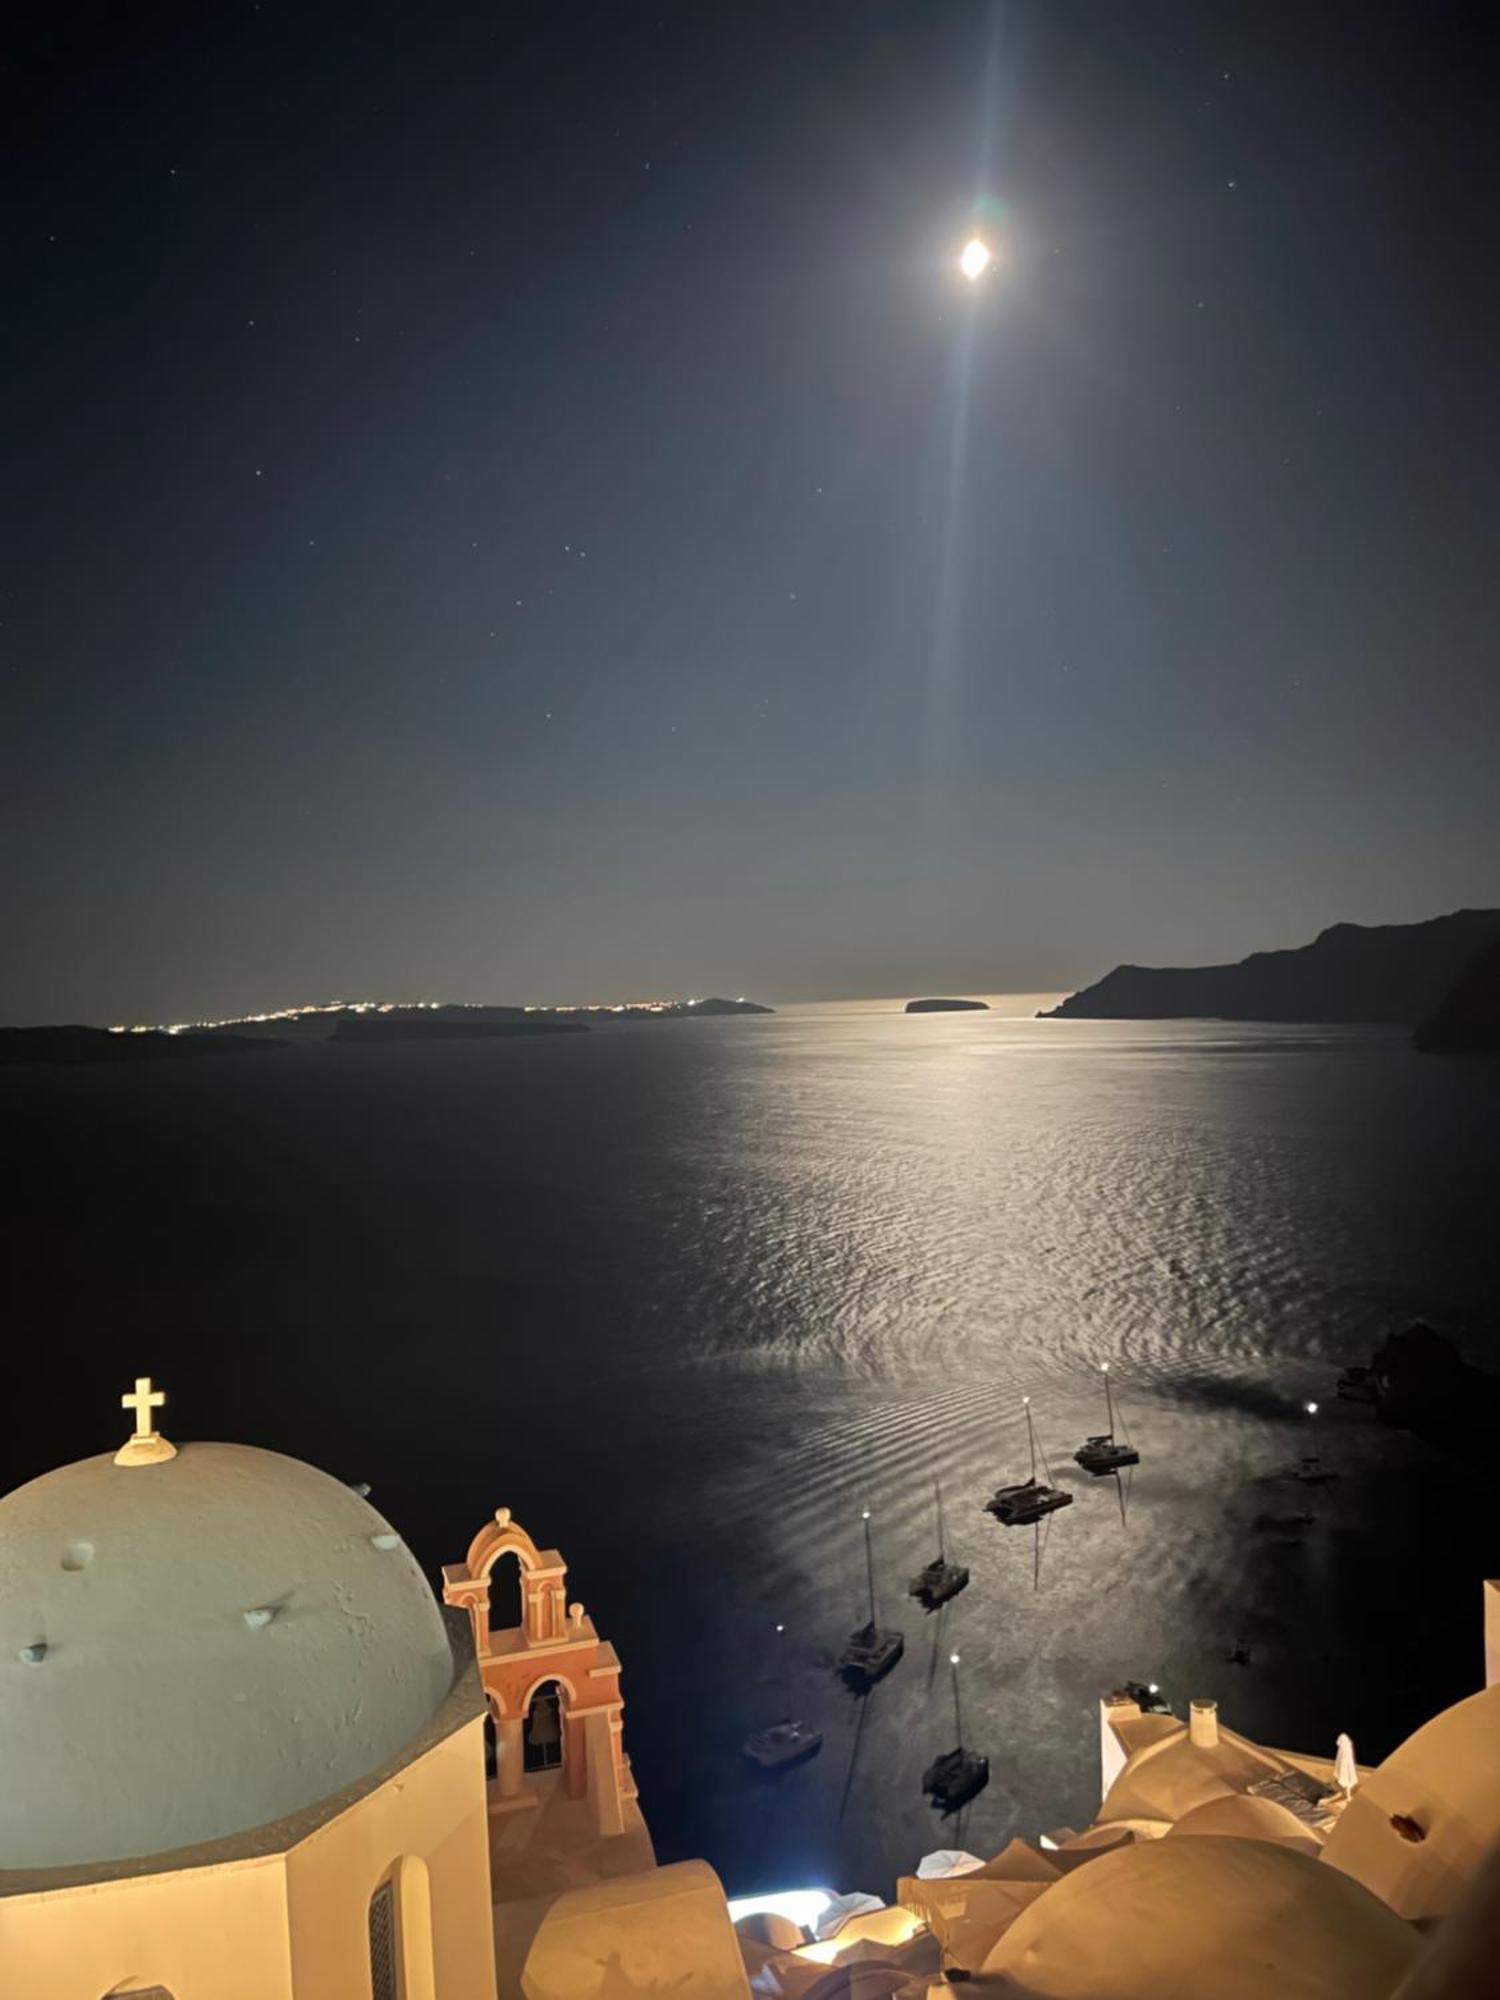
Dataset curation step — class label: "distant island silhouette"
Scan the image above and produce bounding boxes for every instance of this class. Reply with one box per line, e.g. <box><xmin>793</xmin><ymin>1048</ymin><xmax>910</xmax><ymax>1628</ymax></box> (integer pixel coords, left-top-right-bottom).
<box><xmin>1413</xmin><ymin>934</ymin><xmax>1500</xmax><ymax>1054</ymax></box>
<box><xmin>1040</xmin><ymin>909</ymin><xmax>1500</xmax><ymax>1025</ymax></box>
<box><xmin>333</xmin><ymin>1012</ymin><xmax>588</xmax><ymax>1043</ymax></box>
<box><xmin>0</xmin><ymin>995</ymin><xmax>774</xmax><ymax>1061</ymax></box>
<box><xmin>0</xmin><ymin>1026</ymin><xmax>281</xmax><ymax>1066</ymax></box>
<box><xmin>905</xmin><ymin>998</ymin><xmax>990</xmax><ymax>1014</ymax></box>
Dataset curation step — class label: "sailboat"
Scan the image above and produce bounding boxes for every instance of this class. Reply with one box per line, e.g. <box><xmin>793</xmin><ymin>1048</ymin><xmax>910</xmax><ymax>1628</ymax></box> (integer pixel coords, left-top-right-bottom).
<box><xmin>1074</xmin><ymin>1363</ymin><xmax>1140</xmax><ymax>1475</ymax></box>
<box><xmin>908</xmin><ymin>1480</ymin><xmax>969</xmax><ymax>1611</ymax></box>
<box><xmin>987</xmin><ymin>1398</ymin><xmax>1074</xmax><ymax>1525</ymax></box>
<box><xmin>837</xmin><ymin>1509</ymin><xmax>904</xmax><ymax>1687</ymax></box>
<box><xmin>922</xmin><ymin>1651</ymin><xmax>989</xmax><ymax>1812</ymax></box>
<box><xmin>743</xmin><ymin>1623</ymin><xmax>822</xmax><ymax>1771</ymax></box>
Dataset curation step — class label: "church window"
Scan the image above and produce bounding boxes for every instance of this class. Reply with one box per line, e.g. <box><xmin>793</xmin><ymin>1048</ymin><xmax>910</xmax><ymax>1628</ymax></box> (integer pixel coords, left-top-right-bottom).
<box><xmin>369</xmin><ymin>1877</ymin><xmax>398</xmax><ymax>2000</ymax></box>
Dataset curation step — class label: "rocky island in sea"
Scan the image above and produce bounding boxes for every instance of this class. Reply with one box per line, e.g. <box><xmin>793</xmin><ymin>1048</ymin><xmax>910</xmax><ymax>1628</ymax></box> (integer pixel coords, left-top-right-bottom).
<box><xmin>905</xmin><ymin>997</ymin><xmax>990</xmax><ymax>1013</ymax></box>
<box><xmin>1040</xmin><ymin>908</ymin><xmax>1500</xmax><ymax>1024</ymax></box>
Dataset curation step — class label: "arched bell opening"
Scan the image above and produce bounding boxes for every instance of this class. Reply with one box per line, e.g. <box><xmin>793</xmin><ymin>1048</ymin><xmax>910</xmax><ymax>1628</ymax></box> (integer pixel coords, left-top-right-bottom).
<box><xmin>486</xmin><ymin>1546</ymin><xmax>523</xmax><ymax>1636</ymax></box>
<box><xmin>524</xmin><ymin>1678</ymin><xmax>566</xmax><ymax>1773</ymax></box>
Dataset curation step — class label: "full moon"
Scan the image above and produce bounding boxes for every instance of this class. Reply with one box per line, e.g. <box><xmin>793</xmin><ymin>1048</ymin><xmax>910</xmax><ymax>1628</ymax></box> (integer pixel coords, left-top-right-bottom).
<box><xmin>959</xmin><ymin>236</ymin><xmax>993</xmax><ymax>281</ymax></box>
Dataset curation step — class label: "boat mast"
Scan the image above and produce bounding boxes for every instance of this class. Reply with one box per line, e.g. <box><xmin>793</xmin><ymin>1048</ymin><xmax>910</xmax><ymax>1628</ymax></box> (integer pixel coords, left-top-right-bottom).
<box><xmin>775</xmin><ymin>1622</ymin><xmax>793</xmax><ymax>1720</ymax></box>
<box><xmin>862</xmin><ymin>1509</ymin><xmax>878</xmax><ymax>1628</ymax></box>
<box><xmin>950</xmin><ymin>1651</ymin><xmax>964</xmax><ymax>1748</ymax></box>
<box><xmin>1024</xmin><ymin>1396</ymin><xmax>1037</xmax><ymax>1480</ymax></box>
<box><xmin>935</xmin><ymin>1478</ymin><xmax>946</xmax><ymax>1561</ymax></box>
<box><xmin>1103</xmin><ymin>1362</ymin><xmax>1116</xmax><ymax>1440</ymax></box>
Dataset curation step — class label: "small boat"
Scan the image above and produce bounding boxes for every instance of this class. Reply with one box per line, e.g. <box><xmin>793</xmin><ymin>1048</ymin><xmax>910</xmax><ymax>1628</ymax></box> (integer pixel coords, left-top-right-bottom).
<box><xmin>923</xmin><ymin>1653</ymin><xmax>989</xmax><ymax>1810</ymax></box>
<box><xmin>1292</xmin><ymin>1454</ymin><xmax>1339</xmax><ymax>1486</ymax></box>
<box><xmin>837</xmin><ymin>1511</ymin><xmax>904</xmax><ymax>1687</ymax></box>
<box><xmin>988</xmin><ymin>1399</ymin><xmax>1074</xmax><ymax>1525</ymax></box>
<box><xmin>1119</xmin><ymin>1679</ymin><xmax>1173</xmax><ymax>1715</ymax></box>
<box><xmin>923</xmin><ymin>1744</ymin><xmax>989</xmax><ymax>1811</ymax></box>
<box><xmin>743</xmin><ymin>1717</ymin><xmax>822</xmax><ymax>1772</ymax></box>
<box><xmin>1074</xmin><ymin>1364</ymin><xmax>1139</xmax><ymax>1475</ymax></box>
<box><xmin>909</xmin><ymin>1480</ymin><xmax>969</xmax><ymax>1611</ymax></box>
<box><xmin>743</xmin><ymin>1624</ymin><xmax>822</xmax><ymax>1770</ymax></box>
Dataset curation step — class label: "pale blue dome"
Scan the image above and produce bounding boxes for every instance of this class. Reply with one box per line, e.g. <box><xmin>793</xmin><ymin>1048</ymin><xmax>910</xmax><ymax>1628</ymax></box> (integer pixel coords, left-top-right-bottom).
<box><xmin>0</xmin><ymin>1442</ymin><xmax>454</xmax><ymax>1868</ymax></box>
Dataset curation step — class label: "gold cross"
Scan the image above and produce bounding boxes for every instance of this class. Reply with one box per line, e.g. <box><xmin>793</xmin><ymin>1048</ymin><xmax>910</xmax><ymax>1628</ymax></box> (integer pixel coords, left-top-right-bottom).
<box><xmin>122</xmin><ymin>1376</ymin><xmax>165</xmax><ymax>1438</ymax></box>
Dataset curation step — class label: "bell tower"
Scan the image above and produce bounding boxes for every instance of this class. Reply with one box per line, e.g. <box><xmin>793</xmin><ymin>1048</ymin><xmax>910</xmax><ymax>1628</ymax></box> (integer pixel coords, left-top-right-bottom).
<box><xmin>443</xmin><ymin>1509</ymin><xmax>637</xmax><ymax>1839</ymax></box>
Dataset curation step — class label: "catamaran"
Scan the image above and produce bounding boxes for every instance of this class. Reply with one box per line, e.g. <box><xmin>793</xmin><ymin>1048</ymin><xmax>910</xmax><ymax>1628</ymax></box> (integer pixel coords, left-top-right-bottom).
<box><xmin>837</xmin><ymin>1509</ymin><xmax>904</xmax><ymax>1686</ymax></box>
<box><xmin>922</xmin><ymin>1651</ymin><xmax>989</xmax><ymax>1811</ymax></box>
<box><xmin>987</xmin><ymin>1398</ymin><xmax>1074</xmax><ymax>1525</ymax></box>
<box><xmin>743</xmin><ymin>1623</ymin><xmax>822</xmax><ymax>1770</ymax></box>
<box><xmin>1074</xmin><ymin>1363</ymin><xmax>1140</xmax><ymax>1475</ymax></box>
<box><xmin>908</xmin><ymin>1479</ymin><xmax>969</xmax><ymax>1611</ymax></box>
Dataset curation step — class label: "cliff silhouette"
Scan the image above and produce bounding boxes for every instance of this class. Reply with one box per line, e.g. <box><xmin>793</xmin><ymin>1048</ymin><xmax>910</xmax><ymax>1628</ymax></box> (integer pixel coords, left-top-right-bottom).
<box><xmin>1041</xmin><ymin>909</ymin><xmax>1500</xmax><ymax>1024</ymax></box>
<box><xmin>1413</xmin><ymin>934</ymin><xmax>1500</xmax><ymax>1053</ymax></box>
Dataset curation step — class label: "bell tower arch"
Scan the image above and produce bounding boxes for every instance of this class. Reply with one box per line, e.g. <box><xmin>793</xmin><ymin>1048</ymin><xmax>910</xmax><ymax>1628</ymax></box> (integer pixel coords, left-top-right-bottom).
<box><xmin>443</xmin><ymin>1509</ymin><xmax>636</xmax><ymax>1840</ymax></box>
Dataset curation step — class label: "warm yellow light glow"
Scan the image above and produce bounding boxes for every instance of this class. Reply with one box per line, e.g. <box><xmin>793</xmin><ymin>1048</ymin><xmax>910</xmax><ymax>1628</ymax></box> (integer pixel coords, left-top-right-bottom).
<box><xmin>959</xmin><ymin>236</ymin><xmax>993</xmax><ymax>281</ymax></box>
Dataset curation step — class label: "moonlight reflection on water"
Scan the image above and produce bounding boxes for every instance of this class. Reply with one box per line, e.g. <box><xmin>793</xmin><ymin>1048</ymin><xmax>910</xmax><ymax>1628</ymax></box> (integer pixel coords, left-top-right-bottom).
<box><xmin>5</xmin><ymin>1003</ymin><xmax>1498</xmax><ymax>1892</ymax></box>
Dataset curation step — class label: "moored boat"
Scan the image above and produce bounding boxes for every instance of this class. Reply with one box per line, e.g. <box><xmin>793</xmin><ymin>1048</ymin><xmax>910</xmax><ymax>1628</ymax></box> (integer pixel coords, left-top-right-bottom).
<box><xmin>909</xmin><ymin>1480</ymin><xmax>969</xmax><ymax>1611</ymax></box>
<box><xmin>988</xmin><ymin>1399</ymin><xmax>1074</xmax><ymax>1525</ymax></box>
<box><xmin>1074</xmin><ymin>1364</ymin><xmax>1139</xmax><ymax>1475</ymax></box>
<box><xmin>922</xmin><ymin>1653</ymin><xmax>989</xmax><ymax>1810</ymax></box>
<box><xmin>742</xmin><ymin>1623</ymin><xmax>822</xmax><ymax>1769</ymax></box>
<box><xmin>838</xmin><ymin>1510</ymin><xmax>904</xmax><ymax>1687</ymax></box>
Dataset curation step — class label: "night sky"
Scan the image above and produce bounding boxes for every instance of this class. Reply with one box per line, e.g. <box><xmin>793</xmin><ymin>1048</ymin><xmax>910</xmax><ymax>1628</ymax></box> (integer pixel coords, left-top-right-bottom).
<box><xmin>4</xmin><ymin>2</ymin><xmax>1496</xmax><ymax>1023</ymax></box>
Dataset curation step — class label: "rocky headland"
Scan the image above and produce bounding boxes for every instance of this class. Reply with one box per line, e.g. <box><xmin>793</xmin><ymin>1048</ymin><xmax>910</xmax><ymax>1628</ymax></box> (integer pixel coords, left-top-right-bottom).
<box><xmin>1413</xmin><ymin>934</ymin><xmax>1500</xmax><ymax>1053</ymax></box>
<box><xmin>1041</xmin><ymin>909</ymin><xmax>1500</xmax><ymax>1024</ymax></box>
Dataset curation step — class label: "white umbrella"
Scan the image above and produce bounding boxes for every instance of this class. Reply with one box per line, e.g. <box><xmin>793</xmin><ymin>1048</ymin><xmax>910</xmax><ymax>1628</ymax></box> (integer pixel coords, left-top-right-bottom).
<box><xmin>814</xmin><ymin>1891</ymin><xmax>887</xmax><ymax>1939</ymax></box>
<box><xmin>916</xmin><ymin>1848</ymin><xmax>985</xmax><ymax>1880</ymax></box>
<box><xmin>1335</xmin><ymin>1732</ymin><xmax>1358</xmax><ymax>1795</ymax></box>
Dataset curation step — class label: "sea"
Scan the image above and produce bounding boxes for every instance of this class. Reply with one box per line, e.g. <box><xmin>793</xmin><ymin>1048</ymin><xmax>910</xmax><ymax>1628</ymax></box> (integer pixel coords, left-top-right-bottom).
<box><xmin>6</xmin><ymin>998</ymin><xmax>1499</xmax><ymax>1897</ymax></box>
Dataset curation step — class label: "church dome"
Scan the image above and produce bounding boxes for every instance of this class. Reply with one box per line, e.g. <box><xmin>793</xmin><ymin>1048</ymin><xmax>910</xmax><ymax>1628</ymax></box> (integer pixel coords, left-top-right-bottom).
<box><xmin>982</xmin><ymin>1836</ymin><xmax>1421</xmax><ymax>1997</ymax></box>
<box><xmin>0</xmin><ymin>1442</ymin><xmax>455</xmax><ymax>1868</ymax></box>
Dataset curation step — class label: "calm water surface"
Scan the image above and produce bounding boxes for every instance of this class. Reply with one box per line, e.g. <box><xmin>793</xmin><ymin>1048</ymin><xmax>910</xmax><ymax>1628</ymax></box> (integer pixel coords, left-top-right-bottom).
<box><xmin>6</xmin><ymin>1002</ymin><xmax>1499</xmax><ymax>1894</ymax></box>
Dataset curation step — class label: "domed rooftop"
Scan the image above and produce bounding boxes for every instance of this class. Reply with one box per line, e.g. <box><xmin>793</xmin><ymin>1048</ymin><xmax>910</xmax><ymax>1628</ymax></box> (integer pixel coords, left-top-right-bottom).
<box><xmin>982</xmin><ymin>1836</ymin><xmax>1421</xmax><ymax>1997</ymax></box>
<box><xmin>0</xmin><ymin>1439</ymin><xmax>455</xmax><ymax>1868</ymax></box>
<box><xmin>1321</xmin><ymin>1680</ymin><xmax>1500</xmax><ymax>1921</ymax></box>
<box><xmin>1167</xmin><ymin>1792</ymin><xmax>1321</xmax><ymax>1854</ymax></box>
<box><xmin>1097</xmin><ymin>1717</ymin><xmax>1289</xmax><ymax>1828</ymax></box>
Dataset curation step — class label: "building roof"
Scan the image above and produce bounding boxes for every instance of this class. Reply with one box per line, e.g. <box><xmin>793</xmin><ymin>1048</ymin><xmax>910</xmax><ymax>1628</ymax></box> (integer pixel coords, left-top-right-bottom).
<box><xmin>0</xmin><ymin>1442</ymin><xmax>454</xmax><ymax>1867</ymax></box>
<box><xmin>1166</xmin><ymin>1792</ymin><xmax>1322</xmax><ymax>1854</ymax></box>
<box><xmin>1321</xmin><ymin>1681</ymin><xmax>1500</xmax><ymax>1921</ymax></box>
<box><xmin>982</xmin><ymin>1835</ymin><xmax>1423</xmax><ymax>1996</ymax></box>
<box><xmin>1096</xmin><ymin>1718</ymin><xmax>1290</xmax><ymax>1828</ymax></box>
